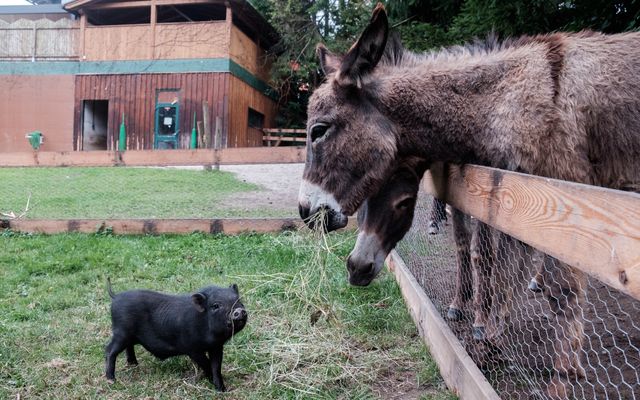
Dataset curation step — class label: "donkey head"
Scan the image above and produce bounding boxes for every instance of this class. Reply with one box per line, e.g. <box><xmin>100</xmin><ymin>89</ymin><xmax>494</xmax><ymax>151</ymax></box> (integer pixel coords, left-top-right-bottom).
<box><xmin>299</xmin><ymin>4</ymin><xmax>398</xmax><ymax>231</ymax></box>
<box><xmin>347</xmin><ymin>158</ymin><xmax>428</xmax><ymax>286</ymax></box>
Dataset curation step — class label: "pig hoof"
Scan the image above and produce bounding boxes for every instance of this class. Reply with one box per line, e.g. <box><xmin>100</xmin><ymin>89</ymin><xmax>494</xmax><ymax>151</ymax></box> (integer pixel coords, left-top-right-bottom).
<box><xmin>447</xmin><ymin>307</ymin><xmax>463</xmax><ymax>321</ymax></box>
<box><xmin>472</xmin><ymin>326</ymin><xmax>486</xmax><ymax>341</ymax></box>
<box><xmin>528</xmin><ymin>278</ymin><xmax>543</xmax><ymax>293</ymax></box>
<box><xmin>106</xmin><ymin>378</ymin><xmax>115</xmax><ymax>385</ymax></box>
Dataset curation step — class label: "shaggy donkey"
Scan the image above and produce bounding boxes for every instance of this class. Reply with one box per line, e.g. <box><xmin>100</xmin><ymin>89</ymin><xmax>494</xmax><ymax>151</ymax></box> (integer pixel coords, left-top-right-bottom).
<box><xmin>299</xmin><ymin>4</ymin><xmax>640</xmax><ymax>379</ymax></box>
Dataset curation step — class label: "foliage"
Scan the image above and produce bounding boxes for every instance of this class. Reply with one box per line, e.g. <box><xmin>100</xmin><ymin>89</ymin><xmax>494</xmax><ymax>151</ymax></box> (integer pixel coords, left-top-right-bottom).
<box><xmin>253</xmin><ymin>0</ymin><xmax>639</xmax><ymax>127</ymax></box>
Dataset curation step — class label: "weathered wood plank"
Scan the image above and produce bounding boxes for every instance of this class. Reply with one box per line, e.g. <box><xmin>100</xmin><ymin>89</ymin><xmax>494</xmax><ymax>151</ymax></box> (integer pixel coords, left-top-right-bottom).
<box><xmin>0</xmin><ymin>148</ymin><xmax>306</xmax><ymax>167</ymax></box>
<box><xmin>387</xmin><ymin>250</ymin><xmax>500</xmax><ymax>400</ymax></box>
<box><xmin>2</xmin><ymin>218</ymin><xmax>357</xmax><ymax>235</ymax></box>
<box><xmin>423</xmin><ymin>164</ymin><xmax>640</xmax><ymax>300</ymax></box>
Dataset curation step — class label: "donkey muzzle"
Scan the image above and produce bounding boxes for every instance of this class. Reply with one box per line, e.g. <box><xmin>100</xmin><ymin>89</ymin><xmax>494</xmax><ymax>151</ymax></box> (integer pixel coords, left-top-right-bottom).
<box><xmin>299</xmin><ymin>204</ymin><xmax>348</xmax><ymax>232</ymax></box>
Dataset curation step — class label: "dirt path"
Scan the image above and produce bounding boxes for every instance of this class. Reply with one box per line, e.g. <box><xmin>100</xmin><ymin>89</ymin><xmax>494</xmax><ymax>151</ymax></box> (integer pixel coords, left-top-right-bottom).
<box><xmin>219</xmin><ymin>163</ymin><xmax>304</xmax><ymax>217</ymax></box>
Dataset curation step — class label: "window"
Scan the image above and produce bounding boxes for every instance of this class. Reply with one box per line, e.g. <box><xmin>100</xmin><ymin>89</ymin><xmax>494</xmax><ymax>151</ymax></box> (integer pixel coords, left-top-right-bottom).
<box><xmin>248</xmin><ymin>108</ymin><xmax>264</xmax><ymax>129</ymax></box>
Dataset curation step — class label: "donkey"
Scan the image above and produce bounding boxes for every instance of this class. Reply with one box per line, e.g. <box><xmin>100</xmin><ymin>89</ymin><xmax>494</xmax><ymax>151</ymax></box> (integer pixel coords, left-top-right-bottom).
<box><xmin>350</xmin><ymin>158</ymin><xmax>542</xmax><ymax>343</ymax></box>
<box><xmin>299</xmin><ymin>4</ymin><xmax>640</xmax><ymax>380</ymax></box>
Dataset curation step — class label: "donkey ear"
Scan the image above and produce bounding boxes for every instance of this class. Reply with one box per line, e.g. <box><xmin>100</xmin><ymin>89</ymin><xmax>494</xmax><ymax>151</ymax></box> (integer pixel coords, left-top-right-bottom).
<box><xmin>317</xmin><ymin>44</ymin><xmax>341</xmax><ymax>76</ymax></box>
<box><xmin>337</xmin><ymin>3</ymin><xmax>389</xmax><ymax>88</ymax></box>
<box><xmin>191</xmin><ymin>292</ymin><xmax>206</xmax><ymax>313</ymax></box>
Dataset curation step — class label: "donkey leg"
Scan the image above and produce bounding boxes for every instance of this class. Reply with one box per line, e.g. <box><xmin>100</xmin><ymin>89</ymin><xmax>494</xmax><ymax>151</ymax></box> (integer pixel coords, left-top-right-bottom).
<box><xmin>471</xmin><ymin>222</ymin><xmax>496</xmax><ymax>341</ymax></box>
<box><xmin>542</xmin><ymin>256</ymin><xmax>586</xmax><ymax>379</ymax></box>
<box><xmin>447</xmin><ymin>208</ymin><xmax>472</xmax><ymax>321</ymax></box>
<box><xmin>428</xmin><ymin>198</ymin><xmax>447</xmax><ymax>235</ymax></box>
<box><xmin>528</xmin><ymin>249</ymin><xmax>546</xmax><ymax>293</ymax></box>
<box><xmin>484</xmin><ymin>232</ymin><xmax>517</xmax><ymax>342</ymax></box>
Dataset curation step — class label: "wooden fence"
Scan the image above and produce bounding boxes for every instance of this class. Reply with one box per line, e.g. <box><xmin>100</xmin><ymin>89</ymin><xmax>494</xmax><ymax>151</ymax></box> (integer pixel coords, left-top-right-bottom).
<box><xmin>262</xmin><ymin>128</ymin><xmax>306</xmax><ymax>147</ymax></box>
<box><xmin>388</xmin><ymin>163</ymin><xmax>640</xmax><ymax>399</ymax></box>
<box><xmin>0</xmin><ymin>147</ymin><xmax>306</xmax><ymax>167</ymax></box>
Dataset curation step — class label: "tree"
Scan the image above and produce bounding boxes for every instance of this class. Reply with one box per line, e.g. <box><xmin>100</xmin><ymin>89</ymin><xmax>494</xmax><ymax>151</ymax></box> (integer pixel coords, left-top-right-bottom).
<box><xmin>253</xmin><ymin>0</ymin><xmax>640</xmax><ymax>127</ymax></box>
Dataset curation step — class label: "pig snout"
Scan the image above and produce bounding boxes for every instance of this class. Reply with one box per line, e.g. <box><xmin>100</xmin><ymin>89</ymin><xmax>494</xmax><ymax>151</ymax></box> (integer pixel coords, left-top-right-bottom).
<box><xmin>229</xmin><ymin>307</ymin><xmax>247</xmax><ymax>330</ymax></box>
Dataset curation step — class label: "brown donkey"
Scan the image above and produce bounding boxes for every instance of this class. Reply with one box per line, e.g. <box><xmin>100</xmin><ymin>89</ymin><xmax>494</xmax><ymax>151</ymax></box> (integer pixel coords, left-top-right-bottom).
<box><xmin>349</xmin><ymin>160</ymin><xmax>540</xmax><ymax>345</ymax></box>
<box><xmin>299</xmin><ymin>4</ymin><xmax>640</xmax><ymax>380</ymax></box>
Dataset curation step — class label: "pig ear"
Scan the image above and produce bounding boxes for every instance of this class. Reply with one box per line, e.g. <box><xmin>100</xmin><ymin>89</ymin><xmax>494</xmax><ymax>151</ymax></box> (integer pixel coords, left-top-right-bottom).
<box><xmin>230</xmin><ymin>284</ymin><xmax>239</xmax><ymax>295</ymax></box>
<box><xmin>191</xmin><ymin>292</ymin><xmax>207</xmax><ymax>313</ymax></box>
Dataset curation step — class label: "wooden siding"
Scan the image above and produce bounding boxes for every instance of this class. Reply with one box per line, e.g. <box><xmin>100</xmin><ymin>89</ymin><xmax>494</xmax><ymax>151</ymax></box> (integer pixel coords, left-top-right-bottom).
<box><xmin>83</xmin><ymin>21</ymin><xmax>229</xmax><ymax>61</ymax></box>
<box><xmin>84</xmin><ymin>25</ymin><xmax>151</xmax><ymax>61</ymax></box>
<box><xmin>227</xmin><ymin>75</ymin><xmax>276</xmax><ymax>147</ymax></box>
<box><xmin>0</xmin><ymin>74</ymin><xmax>75</xmax><ymax>152</ymax></box>
<box><xmin>154</xmin><ymin>21</ymin><xmax>229</xmax><ymax>60</ymax></box>
<box><xmin>229</xmin><ymin>25</ymin><xmax>272</xmax><ymax>83</ymax></box>
<box><xmin>0</xmin><ymin>19</ymin><xmax>78</xmax><ymax>60</ymax></box>
<box><xmin>73</xmin><ymin>73</ymin><xmax>230</xmax><ymax>150</ymax></box>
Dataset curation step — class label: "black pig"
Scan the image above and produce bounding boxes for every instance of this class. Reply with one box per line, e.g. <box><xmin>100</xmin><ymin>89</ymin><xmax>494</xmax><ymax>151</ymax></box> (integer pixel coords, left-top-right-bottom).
<box><xmin>105</xmin><ymin>279</ymin><xmax>247</xmax><ymax>391</ymax></box>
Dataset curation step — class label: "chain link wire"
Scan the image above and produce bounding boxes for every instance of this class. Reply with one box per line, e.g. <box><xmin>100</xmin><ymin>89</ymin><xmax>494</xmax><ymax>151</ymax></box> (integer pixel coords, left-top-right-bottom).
<box><xmin>396</xmin><ymin>190</ymin><xmax>640</xmax><ymax>399</ymax></box>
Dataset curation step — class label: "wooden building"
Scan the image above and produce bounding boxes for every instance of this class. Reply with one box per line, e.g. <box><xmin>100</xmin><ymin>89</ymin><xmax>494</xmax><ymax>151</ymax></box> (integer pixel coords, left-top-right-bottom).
<box><xmin>0</xmin><ymin>1</ymin><xmax>279</xmax><ymax>152</ymax></box>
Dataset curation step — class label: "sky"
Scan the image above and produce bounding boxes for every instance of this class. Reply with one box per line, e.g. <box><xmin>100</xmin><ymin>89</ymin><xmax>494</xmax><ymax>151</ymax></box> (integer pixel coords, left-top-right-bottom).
<box><xmin>0</xmin><ymin>0</ymin><xmax>32</xmax><ymax>5</ymax></box>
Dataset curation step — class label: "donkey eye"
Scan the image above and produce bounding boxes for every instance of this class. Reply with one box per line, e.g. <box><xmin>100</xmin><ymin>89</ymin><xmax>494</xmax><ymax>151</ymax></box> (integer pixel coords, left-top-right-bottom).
<box><xmin>395</xmin><ymin>197</ymin><xmax>415</xmax><ymax>211</ymax></box>
<box><xmin>310</xmin><ymin>123</ymin><xmax>329</xmax><ymax>143</ymax></box>
<box><xmin>211</xmin><ymin>303</ymin><xmax>220</xmax><ymax>310</ymax></box>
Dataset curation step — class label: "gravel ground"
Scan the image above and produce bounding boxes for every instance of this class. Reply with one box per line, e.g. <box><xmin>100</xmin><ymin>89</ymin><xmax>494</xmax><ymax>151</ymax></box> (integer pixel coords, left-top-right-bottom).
<box><xmin>219</xmin><ymin>163</ymin><xmax>304</xmax><ymax>217</ymax></box>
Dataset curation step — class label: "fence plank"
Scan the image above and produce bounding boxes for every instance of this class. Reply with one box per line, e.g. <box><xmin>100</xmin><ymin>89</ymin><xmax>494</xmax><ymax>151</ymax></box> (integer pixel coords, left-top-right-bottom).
<box><xmin>424</xmin><ymin>164</ymin><xmax>640</xmax><ymax>300</ymax></box>
<box><xmin>1</xmin><ymin>218</ymin><xmax>357</xmax><ymax>235</ymax></box>
<box><xmin>0</xmin><ymin>148</ymin><xmax>306</xmax><ymax>167</ymax></box>
<box><xmin>387</xmin><ymin>250</ymin><xmax>500</xmax><ymax>400</ymax></box>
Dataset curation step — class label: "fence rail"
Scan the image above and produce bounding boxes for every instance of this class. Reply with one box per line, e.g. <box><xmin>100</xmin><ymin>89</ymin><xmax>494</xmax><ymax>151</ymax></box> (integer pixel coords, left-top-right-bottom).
<box><xmin>424</xmin><ymin>163</ymin><xmax>640</xmax><ymax>300</ymax></box>
<box><xmin>0</xmin><ymin>147</ymin><xmax>306</xmax><ymax>167</ymax></box>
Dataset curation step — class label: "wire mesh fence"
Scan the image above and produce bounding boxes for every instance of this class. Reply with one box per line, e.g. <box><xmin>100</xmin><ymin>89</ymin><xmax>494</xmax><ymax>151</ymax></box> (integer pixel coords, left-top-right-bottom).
<box><xmin>396</xmin><ymin>191</ymin><xmax>640</xmax><ymax>400</ymax></box>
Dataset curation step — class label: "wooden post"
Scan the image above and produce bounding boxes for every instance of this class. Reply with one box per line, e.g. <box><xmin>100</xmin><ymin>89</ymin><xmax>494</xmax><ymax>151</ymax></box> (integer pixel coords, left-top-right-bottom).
<box><xmin>214</xmin><ymin>116</ymin><xmax>222</xmax><ymax>170</ymax></box>
<box><xmin>150</xmin><ymin>0</ymin><xmax>157</xmax><ymax>59</ymax></box>
<box><xmin>79</xmin><ymin>13</ymin><xmax>86</xmax><ymax>59</ymax></box>
<box><xmin>32</xmin><ymin>23</ymin><xmax>37</xmax><ymax>62</ymax></box>
<box><xmin>202</xmin><ymin>101</ymin><xmax>211</xmax><ymax>149</ymax></box>
<box><xmin>196</xmin><ymin>121</ymin><xmax>205</xmax><ymax>149</ymax></box>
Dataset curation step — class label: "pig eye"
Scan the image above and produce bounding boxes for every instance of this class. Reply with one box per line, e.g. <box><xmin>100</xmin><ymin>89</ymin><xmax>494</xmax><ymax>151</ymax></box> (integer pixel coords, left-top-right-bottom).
<box><xmin>211</xmin><ymin>303</ymin><xmax>220</xmax><ymax>310</ymax></box>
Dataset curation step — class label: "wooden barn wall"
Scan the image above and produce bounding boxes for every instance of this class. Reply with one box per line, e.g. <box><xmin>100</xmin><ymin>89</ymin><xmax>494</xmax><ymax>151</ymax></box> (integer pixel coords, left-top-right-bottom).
<box><xmin>227</xmin><ymin>75</ymin><xmax>276</xmax><ymax>148</ymax></box>
<box><xmin>0</xmin><ymin>74</ymin><xmax>74</xmax><ymax>152</ymax></box>
<box><xmin>83</xmin><ymin>22</ymin><xmax>228</xmax><ymax>61</ymax></box>
<box><xmin>73</xmin><ymin>73</ymin><xmax>230</xmax><ymax>151</ymax></box>
<box><xmin>229</xmin><ymin>25</ymin><xmax>272</xmax><ymax>83</ymax></box>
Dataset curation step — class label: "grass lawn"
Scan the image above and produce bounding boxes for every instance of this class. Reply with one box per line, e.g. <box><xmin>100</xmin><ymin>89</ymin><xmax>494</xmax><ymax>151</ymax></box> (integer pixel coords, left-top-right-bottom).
<box><xmin>0</xmin><ymin>167</ymin><xmax>285</xmax><ymax>219</ymax></box>
<box><xmin>0</xmin><ymin>230</ymin><xmax>455</xmax><ymax>400</ymax></box>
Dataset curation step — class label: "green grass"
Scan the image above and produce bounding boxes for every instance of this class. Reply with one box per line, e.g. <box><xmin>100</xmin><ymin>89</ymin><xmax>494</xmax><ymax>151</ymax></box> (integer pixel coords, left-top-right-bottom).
<box><xmin>0</xmin><ymin>167</ymin><xmax>277</xmax><ymax>219</ymax></box>
<box><xmin>0</xmin><ymin>230</ymin><xmax>455</xmax><ymax>400</ymax></box>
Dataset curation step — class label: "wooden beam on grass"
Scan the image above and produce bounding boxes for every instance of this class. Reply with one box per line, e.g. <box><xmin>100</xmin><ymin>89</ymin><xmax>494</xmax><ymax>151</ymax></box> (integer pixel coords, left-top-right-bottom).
<box><xmin>423</xmin><ymin>163</ymin><xmax>640</xmax><ymax>301</ymax></box>
<box><xmin>387</xmin><ymin>250</ymin><xmax>500</xmax><ymax>400</ymax></box>
<box><xmin>2</xmin><ymin>218</ymin><xmax>357</xmax><ymax>235</ymax></box>
<box><xmin>0</xmin><ymin>148</ymin><xmax>306</xmax><ymax>167</ymax></box>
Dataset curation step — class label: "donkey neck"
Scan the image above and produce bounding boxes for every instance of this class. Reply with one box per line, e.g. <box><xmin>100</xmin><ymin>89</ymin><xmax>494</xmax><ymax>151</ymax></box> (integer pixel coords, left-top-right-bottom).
<box><xmin>375</xmin><ymin>46</ymin><xmax>556</xmax><ymax>170</ymax></box>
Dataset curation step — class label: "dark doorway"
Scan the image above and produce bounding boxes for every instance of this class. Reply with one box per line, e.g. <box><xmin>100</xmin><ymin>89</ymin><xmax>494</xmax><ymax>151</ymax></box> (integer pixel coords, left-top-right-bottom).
<box><xmin>82</xmin><ymin>100</ymin><xmax>108</xmax><ymax>151</ymax></box>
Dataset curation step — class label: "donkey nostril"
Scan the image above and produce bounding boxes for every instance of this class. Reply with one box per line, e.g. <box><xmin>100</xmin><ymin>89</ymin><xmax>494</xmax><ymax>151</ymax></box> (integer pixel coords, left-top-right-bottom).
<box><xmin>299</xmin><ymin>204</ymin><xmax>310</xmax><ymax>221</ymax></box>
<box><xmin>364</xmin><ymin>263</ymin><xmax>374</xmax><ymax>274</ymax></box>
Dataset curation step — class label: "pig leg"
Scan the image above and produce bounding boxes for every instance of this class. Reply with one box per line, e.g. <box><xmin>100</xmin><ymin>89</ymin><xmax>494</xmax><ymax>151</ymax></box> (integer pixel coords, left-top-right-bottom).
<box><xmin>126</xmin><ymin>346</ymin><xmax>138</xmax><ymax>366</ymax></box>
<box><xmin>209</xmin><ymin>345</ymin><xmax>226</xmax><ymax>392</ymax></box>
<box><xmin>189</xmin><ymin>352</ymin><xmax>213</xmax><ymax>381</ymax></box>
<box><xmin>105</xmin><ymin>336</ymin><xmax>128</xmax><ymax>381</ymax></box>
